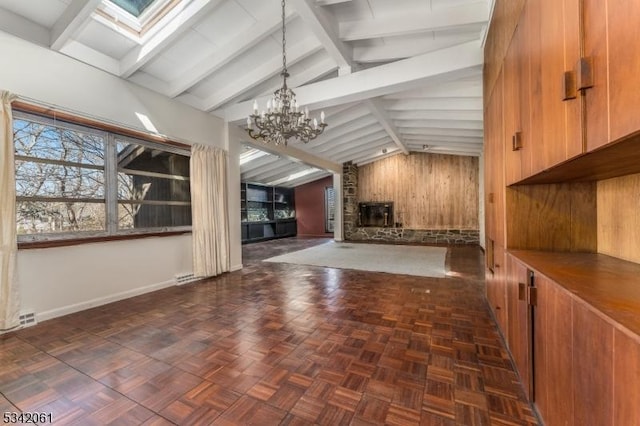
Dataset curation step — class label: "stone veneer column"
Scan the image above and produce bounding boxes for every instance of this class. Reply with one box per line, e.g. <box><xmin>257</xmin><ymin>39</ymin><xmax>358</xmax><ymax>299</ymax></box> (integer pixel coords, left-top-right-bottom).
<box><xmin>342</xmin><ymin>161</ymin><xmax>358</xmax><ymax>240</ymax></box>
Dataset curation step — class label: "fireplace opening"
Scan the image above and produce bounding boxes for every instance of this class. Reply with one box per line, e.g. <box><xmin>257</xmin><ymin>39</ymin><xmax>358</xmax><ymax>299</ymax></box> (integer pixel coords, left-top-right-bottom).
<box><xmin>358</xmin><ymin>202</ymin><xmax>393</xmax><ymax>227</ymax></box>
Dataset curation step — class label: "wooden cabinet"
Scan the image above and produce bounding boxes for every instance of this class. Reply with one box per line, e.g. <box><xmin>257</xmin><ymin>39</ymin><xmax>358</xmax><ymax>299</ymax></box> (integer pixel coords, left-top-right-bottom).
<box><xmin>484</xmin><ymin>71</ymin><xmax>505</xmax><ymax>248</ymax></box>
<box><xmin>584</xmin><ymin>0</ymin><xmax>640</xmax><ymax>151</ymax></box>
<box><xmin>241</xmin><ymin>182</ymin><xmax>296</xmax><ymax>243</ymax></box>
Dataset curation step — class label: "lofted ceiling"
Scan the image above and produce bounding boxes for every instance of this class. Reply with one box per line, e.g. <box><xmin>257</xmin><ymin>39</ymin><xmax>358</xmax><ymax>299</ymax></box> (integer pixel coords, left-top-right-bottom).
<box><xmin>0</xmin><ymin>0</ymin><xmax>490</xmax><ymax>188</ymax></box>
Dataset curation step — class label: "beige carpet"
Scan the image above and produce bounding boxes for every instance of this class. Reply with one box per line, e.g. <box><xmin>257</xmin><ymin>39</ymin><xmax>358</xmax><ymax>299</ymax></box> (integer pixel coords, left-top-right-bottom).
<box><xmin>263</xmin><ymin>241</ymin><xmax>447</xmax><ymax>277</ymax></box>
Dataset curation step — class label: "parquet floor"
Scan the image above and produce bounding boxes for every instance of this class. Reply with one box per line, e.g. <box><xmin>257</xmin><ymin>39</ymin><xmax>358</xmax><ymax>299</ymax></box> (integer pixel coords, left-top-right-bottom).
<box><xmin>1</xmin><ymin>238</ymin><xmax>539</xmax><ymax>425</ymax></box>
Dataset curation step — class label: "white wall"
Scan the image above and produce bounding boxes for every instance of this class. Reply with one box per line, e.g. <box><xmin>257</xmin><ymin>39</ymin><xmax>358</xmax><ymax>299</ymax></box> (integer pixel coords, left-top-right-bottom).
<box><xmin>0</xmin><ymin>32</ymin><xmax>242</xmax><ymax>322</ymax></box>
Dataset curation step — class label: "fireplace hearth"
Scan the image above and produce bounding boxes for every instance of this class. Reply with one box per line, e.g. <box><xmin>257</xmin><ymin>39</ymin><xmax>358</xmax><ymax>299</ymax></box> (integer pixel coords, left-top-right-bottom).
<box><xmin>358</xmin><ymin>202</ymin><xmax>393</xmax><ymax>227</ymax></box>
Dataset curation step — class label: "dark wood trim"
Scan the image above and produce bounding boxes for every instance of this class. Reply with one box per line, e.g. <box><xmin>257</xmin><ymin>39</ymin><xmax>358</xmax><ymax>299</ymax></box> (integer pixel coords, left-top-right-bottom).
<box><xmin>18</xmin><ymin>230</ymin><xmax>191</xmax><ymax>250</ymax></box>
<box><xmin>12</xmin><ymin>101</ymin><xmax>191</xmax><ymax>150</ymax></box>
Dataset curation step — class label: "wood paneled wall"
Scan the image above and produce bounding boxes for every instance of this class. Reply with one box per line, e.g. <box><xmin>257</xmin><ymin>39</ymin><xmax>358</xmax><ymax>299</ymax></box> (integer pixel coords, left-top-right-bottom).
<box><xmin>357</xmin><ymin>153</ymin><xmax>479</xmax><ymax>229</ymax></box>
<box><xmin>483</xmin><ymin>0</ymin><xmax>526</xmax><ymax>104</ymax></box>
<box><xmin>598</xmin><ymin>173</ymin><xmax>640</xmax><ymax>263</ymax></box>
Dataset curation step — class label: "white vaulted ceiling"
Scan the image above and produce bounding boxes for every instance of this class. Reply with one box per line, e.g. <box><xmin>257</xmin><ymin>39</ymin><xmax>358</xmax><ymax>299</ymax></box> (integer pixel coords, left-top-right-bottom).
<box><xmin>0</xmin><ymin>0</ymin><xmax>490</xmax><ymax>187</ymax></box>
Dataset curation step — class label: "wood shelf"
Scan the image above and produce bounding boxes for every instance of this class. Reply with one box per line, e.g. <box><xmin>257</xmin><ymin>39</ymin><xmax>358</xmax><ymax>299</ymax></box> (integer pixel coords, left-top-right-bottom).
<box><xmin>509</xmin><ymin>250</ymin><xmax>640</xmax><ymax>339</ymax></box>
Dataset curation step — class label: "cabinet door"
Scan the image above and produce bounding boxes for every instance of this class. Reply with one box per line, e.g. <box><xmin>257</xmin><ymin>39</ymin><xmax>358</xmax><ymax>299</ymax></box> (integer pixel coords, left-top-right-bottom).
<box><xmin>484</xmin><ymin>71</ymin><xmax>503</xmax><ymax>243</ymax></box>
<box><xmin>487</xmin><ymin>244</ymin><xmax>507</xmax><ymax>336</ymax></box>
<box><xmin>504</xmin><ymin>23</ymin><xmax>522</xmax><ymax>185</ymax></box>
<box><xmin>614</xmin><ymin>330</ymin><xmax>640</xmax><ymax>425</ymax></box>
<box><xmin>572</xmin><ymin>300</ymin><xmax>613</xmax><ymax>426</ymax></box>
<box><xmin>532</xmin><ymin>274</ymin><xmax>573</xmax><ymax>425</ymax></box>
<box><xmin>505</xmin><ymin>255</ymin><xmax>532</xmax><ymax>399</ymax></box>
<box><xmin>526</xmin><ymin>0</ymin><xmax>583</xmax><ymax>173</ymax></box>
<box><xmin>584</xmin><ymin>0</ymin><xmax>640</xmax><ymax>150</ymax></box>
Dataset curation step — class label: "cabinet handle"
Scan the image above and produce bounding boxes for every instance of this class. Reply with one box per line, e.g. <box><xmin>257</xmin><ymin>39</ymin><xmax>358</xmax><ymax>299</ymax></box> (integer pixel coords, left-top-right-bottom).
<box><xmin>512</xmin><ymin>131</ymin><xmax>523</xmax><ymax>151</ymax></box>
<box><xmin>527</xmin><ymin>287</ymin><xmax>538</xmax><ymax>307</ymax></box>
<box><xmin>518</xmin><ymin>282</ymin><xmax>526</xmax><ymax>300</ymax></box>
<box><xmin>562</xmin><ymin>70</ymin><xmax>577</xmax><ymax>100</ymax></box>
<box><xmin>488</xmin><ymin>193</ymin><xmax>494</xmax><ymax>203</ymax></box>
<box><xmin>576</xmin><ymin>57</ymin><xmax>594</xmax><ymax>92</ymax></box>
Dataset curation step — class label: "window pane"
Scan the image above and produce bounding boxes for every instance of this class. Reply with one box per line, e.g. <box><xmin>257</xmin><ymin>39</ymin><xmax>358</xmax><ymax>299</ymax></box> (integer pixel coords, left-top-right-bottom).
<box><xmin>117</xmin><ymin>141</ymin><xmax>189</xmax><ymax>176</ymax></box>
<box><xmin>118</xmin><ymin>203</ymin><xmax>191</xmax><ymax>229</ymax></box>
<box><xmin>110</xmin><ymin>0</ymin><xmax>156</xmax><ymax>17</ymax></box>
<box><xmin>17</xmin><ymin>201</ymin><xmax>105</xmax><ymax>234</ymax></box>
<box><xmin>16</xmin><ymin>160</ymin><xmax>105</xmax><ymax>198</ymax></box>
<box><xmin>117</xmin><ymin>172</ymin><xmax>190</xmax><ymax>202</ymax></box>
<box><xmin>13</xmin><ymin>119</ymin><xmax>104</xmax><ymax>166</ymax></box>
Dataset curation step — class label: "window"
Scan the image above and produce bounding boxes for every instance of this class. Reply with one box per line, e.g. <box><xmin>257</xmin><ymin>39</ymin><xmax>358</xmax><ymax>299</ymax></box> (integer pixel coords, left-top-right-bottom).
<box><xmin>14</xmin><ymin>112</ymin><xmax>191</xmax><ymax>242</ymax></box>
<box><xmin>325</xmin><ymin>186</ymin><xmax>335</xmax><ymax>233</ymax></box>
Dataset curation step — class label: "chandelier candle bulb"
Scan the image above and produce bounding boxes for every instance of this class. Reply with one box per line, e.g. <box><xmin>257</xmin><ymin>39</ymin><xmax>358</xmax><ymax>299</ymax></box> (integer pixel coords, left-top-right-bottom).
<box><xmin>253</xmin><ymin>100</ymin><xmax>258</xmax><ymax>114</ymax></box>
<box><xmin>313</xmin><ymin>118</ymin><xmax>318</xmax><ymax>129</ymax></box>
<box><xmin>321</xmin><ymin>111</ymin><xmax>325</xmax><ymax>123</ymax></box>
<box><xmin>246</xmin><ymin>117</ymin><xmax>252</xmax><ymax>129</ymax></box>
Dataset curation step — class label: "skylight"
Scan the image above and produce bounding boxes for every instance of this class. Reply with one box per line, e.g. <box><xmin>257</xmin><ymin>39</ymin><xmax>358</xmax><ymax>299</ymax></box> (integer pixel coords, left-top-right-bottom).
<box><xmin>109</xmin><ymin>0</ymin><xmax>157</xmax><ymax>17</ymax></box>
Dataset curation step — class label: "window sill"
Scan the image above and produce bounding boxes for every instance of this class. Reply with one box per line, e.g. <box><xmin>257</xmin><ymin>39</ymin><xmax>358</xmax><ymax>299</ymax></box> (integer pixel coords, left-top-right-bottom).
<box><xmin>18</xmin><ymin>230</ymin><xmax>191</xmax><ymax>250</ymax></box>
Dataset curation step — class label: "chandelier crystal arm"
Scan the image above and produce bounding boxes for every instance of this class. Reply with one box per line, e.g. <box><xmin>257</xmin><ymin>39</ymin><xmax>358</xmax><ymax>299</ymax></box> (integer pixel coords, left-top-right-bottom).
<box><xmin>244</xmin><ymin>0</ymin><xmax>327</xmax><ymax>146</ymax></box>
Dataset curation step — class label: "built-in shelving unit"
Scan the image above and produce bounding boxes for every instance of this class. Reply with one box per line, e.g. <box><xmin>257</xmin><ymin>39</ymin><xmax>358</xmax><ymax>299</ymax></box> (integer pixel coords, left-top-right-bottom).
<box><xmin>241</xmin><ymin>182</ymin><xmax>296</xmax><ymax>243</ymax></box>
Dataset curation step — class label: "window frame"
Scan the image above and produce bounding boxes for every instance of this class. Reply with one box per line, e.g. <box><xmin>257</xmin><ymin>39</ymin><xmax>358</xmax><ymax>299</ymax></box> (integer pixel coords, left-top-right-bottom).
<box><xmin>14</xmin><ymin>111</ymin><xmax>192</xmax><ymax>247</ymax></box>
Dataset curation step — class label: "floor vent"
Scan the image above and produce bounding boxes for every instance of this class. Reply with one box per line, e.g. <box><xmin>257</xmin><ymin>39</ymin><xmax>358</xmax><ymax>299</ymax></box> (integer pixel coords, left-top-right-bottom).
<box><xmin>175</xmin><ymin>273</ymin><xmax>198</xmax><ymax>285</ymax></box>
<box><xmin>19</xmin><ymin>312</ymin><xmax>37</xmax><ymax>327</ymax></box>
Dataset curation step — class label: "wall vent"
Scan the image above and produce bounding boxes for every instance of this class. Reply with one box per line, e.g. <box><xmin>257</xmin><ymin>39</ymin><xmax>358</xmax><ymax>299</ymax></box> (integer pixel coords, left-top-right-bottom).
<box><xmin>19</xmin><ymin>312</ymin><xmax>37</xmax><ymax>327</ymax></box>
<box><xmin>175</xmin><ymin>272</ymin><xmax>198</xmax><ymax>285</ymax></box>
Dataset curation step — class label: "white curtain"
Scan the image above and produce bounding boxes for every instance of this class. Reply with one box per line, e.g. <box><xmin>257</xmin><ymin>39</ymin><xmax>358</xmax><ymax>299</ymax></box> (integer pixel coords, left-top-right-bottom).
<box><xmin>0</xmin><ymin>91</ymin><xmax>20</xmax><ymax>331</ymax></box>
<box><xmin>190</xmin><ymin>144</ymin><xmax>230</xmax><ymax>277</ymax></box>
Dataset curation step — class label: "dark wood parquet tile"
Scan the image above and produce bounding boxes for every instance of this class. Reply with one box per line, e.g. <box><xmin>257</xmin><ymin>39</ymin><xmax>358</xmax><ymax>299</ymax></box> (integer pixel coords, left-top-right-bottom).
<box><xmin>0</xmin><ymin>238</ymin><xmax>539</xmax><ymax>425</ymax></box>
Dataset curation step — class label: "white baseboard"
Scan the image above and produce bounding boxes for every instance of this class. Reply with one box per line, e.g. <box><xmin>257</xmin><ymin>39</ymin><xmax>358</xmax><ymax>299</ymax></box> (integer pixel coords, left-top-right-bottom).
<box><xmin>36</xmin><ymin>279</ymin><xmax>175</xmax><ymax>323</ymax></box>
<box><xmin>230</xmin><ymin>263</ymin><xmax>243</xmax><ymax>272</ymax></box>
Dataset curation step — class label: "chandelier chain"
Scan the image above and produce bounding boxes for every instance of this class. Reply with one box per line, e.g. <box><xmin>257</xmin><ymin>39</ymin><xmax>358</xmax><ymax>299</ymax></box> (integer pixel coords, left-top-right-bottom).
<box><xmin>281</xmin><ymin>0</ymin><xmax>287</xmax><ymax>76</ymax></box>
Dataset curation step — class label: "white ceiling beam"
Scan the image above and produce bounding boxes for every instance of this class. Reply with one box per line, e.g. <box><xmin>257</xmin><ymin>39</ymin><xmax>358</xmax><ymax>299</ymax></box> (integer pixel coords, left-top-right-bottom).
<box><xmin>396</xmin><ymin>128</ymin><xmax>483</xmax><ymax>138</ymax></box>
<box><xmin>406</xmin><ymin>141</ymin><xmax>483</xmax><ymax>150</ymax></box>
<box><xmin>0</xmin><ymin>7</ymin><xmax>49</xmax><ymax>46</ymax></box>
<box><xmin>59</xmin><ymin>40</ymin><xmax>121</xmax><ymax>75</ymax></box>
<box><xmin>203</xmin><ymin>38</ymin><xmax>322</xmax><ymax>111</ymax></box>
<box><xmin>119</xmin><ymin>0</ymin><xmax>225</xmax><ymax>78</ymax></box>
<box><xmin>326</xmin><ymin>134</ymin><xmax>389</xmax><ymax>158</ymax></box>
<box><xmin>247</xmin><ymin>161</ymin><xmax>309</xmax><ymax>182</ymax></box>
<box><xmin>384</xmin><ymin>80</ymin><xmax>483</xmax><ymax>99</ymax></box>
<box><xmin>354</xmin><ymin>33</ymin><xmax>479</xmax><ymax>63</ymax></box>
<box><xmin>365</xmin><ymin>99</ymin><xmax>408</xmax><ymax>155</ymax></box>
<box><xmin>385</xmin><ymin>97</ymin><xmax>483</xmax><ymax>111</ymax></box>
<box><xmin>339</xmin><ymin>2</ymin><xmax>489</xmax><ymax>41</ymax></box>
<box><xmin>230</xmin><ymin>125</ymin><xmax>341</xmax><ymax>173</ymax></box>
<box><xmin>332</xmin><ymin>139</ymin><xmax>391</xmax><ymax>163</ymax></box>
<box><xmin>393</xmin><ymin>119</ymin><xmax>483</xmax><ymax>130</ymax></box>
<box><xmin>312</xmin><ymin>115</ymin><xmax>378</xmax><ymax>143</ymax></box>
<box><xmin>225</xmin><ymin>40</ymin><xmax>483</xmax><ymax>121</ymax></box>
<box><xmin>240</xmin><ymin>154</ymin><xmax>280</xmax><ymax>173</ymax></box>
<box><xmin>289</xmin><ymin>0</ymin><xmax>353</xmax><ymax>73</ymax></box>
<box><xmin>242</xmin><ymin>158</ymin><xmax>296</xmax><ymax>180</ymax></box>
<box><xmin>316</xmin><ymin>0</ymin><xmax>353</xmax><ymax>6</ymax></box>
<box><xmin>388</xmin><ymin>110</ymin><xmax>483</xmax><ymax>121</ymax></box>
<box><xmin>252</xmin><ymin>163</ymin><xmax>312</xmax><ymax>183</ymax></box>
<box><xmin>403</xmin><ymin>134</ymin><xmax>484</xmax><ymax>144</ymax></box>
<box><xmin>167</xmin><ymin>9</ymin><xmax>293</xmax><ymax>98</ymax></box>
<box><xmin>254</xmin><ymin>55</ymin><xmax>338</xmax><ymax>99</ymax></box>
<box><xmin>312</xmin><ymin>127</ymin><xmax>386</xmax><ymax>154</ymax></box>
<box><xmin>50</xmin><ymin>0</ymin><xmax>101</xmax><ymax>50</ymax></box>
<box><xmin>409</xmin><ymin>149</ymin><xmax>481</xmax><ymax>157</ymax></box>
<box><xmin>279</xmin><ymin>170</ymin><xmax>331</xmax><ymax>188</ymax></box>
<box><xmin>353</xmin><ymin>148</ymin><xmax>402</xmax><ymax>166</ymax></box>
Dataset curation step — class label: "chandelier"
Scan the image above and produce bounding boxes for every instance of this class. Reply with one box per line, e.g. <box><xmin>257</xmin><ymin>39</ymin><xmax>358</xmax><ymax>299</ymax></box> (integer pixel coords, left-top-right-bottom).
<box><xmin>245</xmin><ymin>0</ymin><xmax>327</xmax><ymax>146</ymax></box>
